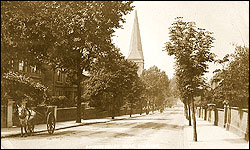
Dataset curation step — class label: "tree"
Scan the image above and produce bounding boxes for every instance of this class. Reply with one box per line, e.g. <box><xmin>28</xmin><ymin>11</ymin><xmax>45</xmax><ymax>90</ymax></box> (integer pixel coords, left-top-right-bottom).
<box><xmin>213</xmin><ymin>45</ymin><xmax>249</xmax><ymax>108</ymax></box>
<box><xmin>1</xmin><ymin>2</ymin><xmax>56</xmax><ymax>74</ymax></box>
<box><xmin>140</xmin><ymin>66</ymin><xmax>170</xmax><ymax>113</ymax></box>
<box><xmin>126</xmin><ymin>76</ymin><xmax>146</xmax><ymax>117</ymax></box>
<box><xmin>1</xmin><ymin>72</ymin><xmax>48</xmax><ymax>106</ymax></box>
<box><xmin>2</xmin><ymin>1</ymin><xmax>134</xmax><ymax>123</ymax></box>
<box><xmin>164</xmin><ymin>17</ymin><xmax>215</xmax><ymax>141</ymax></box>
<box><xmin>84</xmin><ymin>47</ymin><xmax>139</xmax><ymax>119</ymax></box>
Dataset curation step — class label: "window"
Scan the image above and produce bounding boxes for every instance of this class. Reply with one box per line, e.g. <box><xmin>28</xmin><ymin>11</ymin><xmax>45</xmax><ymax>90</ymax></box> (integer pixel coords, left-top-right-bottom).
<box><xmin>56</xmin><ymin>69</ymin><xmax>63</xmax><ymax>82</ymax></box>
<box><xmin>24</xmin><ymin>62</ymin><xmax>28</xmax><ymax>72</ymax></box>
<box><xmin>19</xmin><ymin>61</ymin><xmax>24</xmax><ymax>71</ymax></box>
<box><xmin>31</xmin><ymin>66</ymin><xmax>37</xmax><ymax>73</ymax></box>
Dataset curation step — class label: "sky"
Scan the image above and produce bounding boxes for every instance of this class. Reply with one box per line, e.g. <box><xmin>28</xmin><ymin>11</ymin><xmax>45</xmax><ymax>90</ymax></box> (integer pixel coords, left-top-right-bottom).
<box><xmin>112</xmin><ymin>1</ymin><xmax>249</xmax><ymax>80</ymax></box>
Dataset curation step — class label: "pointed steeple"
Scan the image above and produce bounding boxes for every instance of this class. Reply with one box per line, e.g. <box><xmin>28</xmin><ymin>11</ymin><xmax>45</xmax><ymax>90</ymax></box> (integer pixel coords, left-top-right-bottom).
<box><xmin>127</xmin><ymin>10</ymin><xmax>144</xmax><ymax>76</ymax></box>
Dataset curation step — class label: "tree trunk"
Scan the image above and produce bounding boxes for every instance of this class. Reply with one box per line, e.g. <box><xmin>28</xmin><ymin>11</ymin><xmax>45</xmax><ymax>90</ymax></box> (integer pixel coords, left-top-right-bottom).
<box><xmin>111</xmin><ymin>98</ymin><xmax>115</xmax><ymax>119</ymax></box>
<box><xmin>153</xmin><ymin>97</ymin><xmax>155</xmax><ymax>113</ymax></box>
<box><xmin>204</xmin><ymin>108</ymin><xmax>207</xmax><ymax>120</ymax></box>
<box><xmin>140</xmin><ymin>100</ymin><xmax>142</xmax><ymax>115</ymax></box>
<box><xmin>187</xmin><ymin>99</ymin><xmax>192</xmax><ymax>126</ymax></box>
<box><xmin>191</xmin><ymin>96</ymin><xmax>197</xmax><ymax>141</ymax></box>
<box><xmin>245</xmin><ymin>98</ymin><xmax>249</xmax><ymax>141</ymax></box>
<box><xmin>76</xmin><ymin>77</ymin><xmax>82</xmax><ymax>123</ymax></box>
<box><xmin>130</xmin><ymin>101</ymin><xmax>133</xmax><ymax>117</ymax></box>
<box><xmin>184</xmin><ymin>100</ymin><xmax>189</xmax><ymax>120</ymax></box>
<box><xmin>111</xmin><ymin>105</ymin><xmax>115</xmax><ymax>119</ymax></box>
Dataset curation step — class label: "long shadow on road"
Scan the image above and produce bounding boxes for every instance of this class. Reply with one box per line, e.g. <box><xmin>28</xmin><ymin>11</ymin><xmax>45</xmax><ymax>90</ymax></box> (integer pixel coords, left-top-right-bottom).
<box><xmin>132</xmin><ymin>122</ymin><xmax>183</xmax><ymax>130</ymax></box>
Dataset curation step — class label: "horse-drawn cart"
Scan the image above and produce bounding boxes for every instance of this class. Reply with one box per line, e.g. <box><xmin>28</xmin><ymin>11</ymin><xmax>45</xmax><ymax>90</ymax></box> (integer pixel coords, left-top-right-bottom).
<box><xmin>33</xmin><ymin>105</ymin><xmax>57</xmax><ymax>134</ymax></box>
<box><xmin>17</xmin><ymin>104</ymin><xmax>57</xmax><ymax>136</ymax></box>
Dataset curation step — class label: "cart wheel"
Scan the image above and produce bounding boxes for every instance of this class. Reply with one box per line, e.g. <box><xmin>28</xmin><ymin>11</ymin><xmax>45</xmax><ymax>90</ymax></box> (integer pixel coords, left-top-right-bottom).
<box><xmin>47</xmin><ymin>112</ymin><xmax>56</xmax><ymax>134</ymax></box>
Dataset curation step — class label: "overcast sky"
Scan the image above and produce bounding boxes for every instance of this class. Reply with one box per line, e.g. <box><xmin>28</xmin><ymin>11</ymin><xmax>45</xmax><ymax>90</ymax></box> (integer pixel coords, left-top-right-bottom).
<box><xmin>112</xmin><ymin>1</ymin><xmax>249</xmax><ymax>80</ymax></box>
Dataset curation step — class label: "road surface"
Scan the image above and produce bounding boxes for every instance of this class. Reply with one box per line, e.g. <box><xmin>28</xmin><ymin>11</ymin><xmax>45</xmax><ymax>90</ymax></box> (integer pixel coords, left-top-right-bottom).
<box><xmin>1</xmin><ymin>107</ymin><xmax>184</xmax><ymax>149</ymax></box>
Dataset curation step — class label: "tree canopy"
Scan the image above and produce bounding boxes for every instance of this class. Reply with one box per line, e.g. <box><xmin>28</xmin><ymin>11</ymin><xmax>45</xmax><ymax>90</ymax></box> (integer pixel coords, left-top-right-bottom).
<box><xmin>164</xmin><ymin>17</ymin><xmax>215</xmax><ymax>141</ymax></box>
<box><xmin>1</xmin><ymin>72</ymin><xmax>48</xmax><ymax>106</ymax></box>
<box><xmin>2</xmin><ymin>1</ymin><xmax>134</xmax><ymax>122</ymax></box>
<box><xmin>84</xmin><ymin>47</ymin><xmax>140</xmax><ymax>118</ymax></box>
<box><xmin>212</xmin><ymin>45</ymin><xmax>249</xmax><ymax>108</ymax></box>
<box><xmin>140</xmin><ymin>66</ymin><xmax>170</xmax><ymax>111</ymax></box>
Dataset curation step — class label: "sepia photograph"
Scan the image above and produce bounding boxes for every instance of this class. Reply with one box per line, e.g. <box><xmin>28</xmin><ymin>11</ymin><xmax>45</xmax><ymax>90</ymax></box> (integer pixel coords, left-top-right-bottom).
<box><xmin>1</xmin><ymin>1</ymin><xmax>249</xmax><ymax>149</ymax></box>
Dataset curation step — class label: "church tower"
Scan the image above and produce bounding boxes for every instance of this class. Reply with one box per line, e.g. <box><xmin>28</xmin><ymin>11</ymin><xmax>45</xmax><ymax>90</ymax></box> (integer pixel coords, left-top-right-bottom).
<box><xmin>127</xmin><ymin>10</ymin><xmax>144</xmax><ymax>76</ymax></box>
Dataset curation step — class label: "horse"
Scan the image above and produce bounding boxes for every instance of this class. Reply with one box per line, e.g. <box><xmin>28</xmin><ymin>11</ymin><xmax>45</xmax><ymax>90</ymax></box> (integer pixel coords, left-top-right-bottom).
<box><xmin>16</xmin><ymin>104</ymin><xmax>36</xmax><ymax>137</ymax></box>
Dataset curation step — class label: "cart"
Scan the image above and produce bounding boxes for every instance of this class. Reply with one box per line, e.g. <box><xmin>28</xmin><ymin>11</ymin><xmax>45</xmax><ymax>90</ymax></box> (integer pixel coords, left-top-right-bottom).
<box><xmin>26</xmin><ymin>105</ymin><xmax>56</xmax><ymax>135</ymax></box>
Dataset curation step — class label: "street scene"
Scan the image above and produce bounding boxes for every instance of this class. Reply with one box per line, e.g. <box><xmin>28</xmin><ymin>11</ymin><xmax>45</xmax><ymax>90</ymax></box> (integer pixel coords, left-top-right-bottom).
<box><xmin>2</xmin><ymin>107</ymin><xmax>185</xmax><ymax>149</ymax></box>
<box><xmin>1</xmin><ymin>1</ymin><xmax>249</xmax><ymax>149</ymax></box>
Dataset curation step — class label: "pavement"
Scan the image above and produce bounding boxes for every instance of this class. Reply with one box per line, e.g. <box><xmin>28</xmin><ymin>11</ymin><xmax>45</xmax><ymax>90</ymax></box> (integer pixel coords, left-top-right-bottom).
<box><xmin>1</xmin><ymin>114</ymin><xmax>143</xmax><ymax>138</ymax></box>
<box><xmin>183</xmin><ymin>116</ymin><xmax>249</xmax><ymax>149</ymax></box>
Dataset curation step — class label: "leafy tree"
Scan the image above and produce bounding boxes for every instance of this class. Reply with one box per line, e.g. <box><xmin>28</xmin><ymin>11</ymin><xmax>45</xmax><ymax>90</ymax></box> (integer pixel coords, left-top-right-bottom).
<box><xmin>169</xmin><ymin>76</ymin><xmax>180</xmax><ymax>98</ymax></box>
<box><xmin>164</xmin><ymin>17</ymin><xmax>215</xmax><ymax>141</ymax></box>
<box><xmin>85</xmin><ymin>47</ymin><xmax>139</xmax><ymax>119</ymax></box>
<box><xmin>2</xmin><ymin>1</ymin><xmax>134</xmax><ymax>123</ymax></box>
<box><xmin>1</xmin><ymin>1</ymin><xmax>55</xmax><ymax>74</ymax></box>
<box><xmin>212</xmin><ymin>45</ymin><xmax>249</xmax><ymax>108</ymax></box>
<box><xmin>1</xmin><ymin>72</ymin><xmax>48</xmax><ymax>106</ymax></box>
<box><xmin>140</xmin><ymin>66</ymin><xmax>170</xmax><ymax>113</ymax></box>
<box><xmin>126</xmin><ymin>76</ymin><xmax>146</xmax><ymax>117</ymax></box>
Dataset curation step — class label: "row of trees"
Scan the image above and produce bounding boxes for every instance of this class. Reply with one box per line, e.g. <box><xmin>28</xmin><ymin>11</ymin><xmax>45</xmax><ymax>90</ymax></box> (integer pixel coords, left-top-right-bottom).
<box><xmin>84</xmin><ymin>47</ymin><xmax>141</xmax><ymax>118</ymax></box>
<box><xmin>205</xmin><ymin>45</ymin><xmax>249</xmax><ymax>108</ymax></box>
<box><xmin>1</xmin><ymin>1</ymin><xmax>135</xmax><ymax>122</ymax></box>
<box><xmin>164</xmin><ymin>17</ymin><xmax>216</xmax><ymax>141</ymax></box>
<box><xmin>84</xmin><ymin>62</ymin><xmax>171</xmax><ymax>119</ymax></box>
<box><xmin>164</xmin><ymin>17</ymin><xmax>249</xmax><ymax>142</ymax></box>
<box><xmin>2</xmin><ymin>1</ymin><xmax>172</xmax><ymax>122</ymax></box>
<box><xmin>140</xmin><ymin>66</ymin><xmax>170</xmax><ymax>113</ymax></box>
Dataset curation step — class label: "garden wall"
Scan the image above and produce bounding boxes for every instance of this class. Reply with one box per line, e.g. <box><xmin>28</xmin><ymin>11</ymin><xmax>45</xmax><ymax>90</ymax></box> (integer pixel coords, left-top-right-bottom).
<box><xmin>196</xmin><ymin>106</ymin><xmax>248</xmax><ymax>141</ymax></box>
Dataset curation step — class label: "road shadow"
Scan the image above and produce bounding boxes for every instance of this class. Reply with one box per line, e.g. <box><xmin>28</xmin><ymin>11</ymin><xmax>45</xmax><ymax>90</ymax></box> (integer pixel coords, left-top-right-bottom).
<box><xmin>113</xmin><ymin>132</ymin><xmax>134</xmax><ymax>138</ymax></box>
<box><xmin>126</xmin><ymin>118</ymin><xmax>170</xmax><ymax>121</ymax></box>
<box><xmin>132</xmin><ymin>122</ymin><xmax>183</xmax><ymax>130</ymax></box>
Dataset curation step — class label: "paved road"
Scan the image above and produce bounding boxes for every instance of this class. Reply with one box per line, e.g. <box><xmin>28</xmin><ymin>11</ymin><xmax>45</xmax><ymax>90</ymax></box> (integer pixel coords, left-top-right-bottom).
<box><xmin>1</xmin><ymin>107</ymin><xmax>184</xmax><ymax>149</ymax></box>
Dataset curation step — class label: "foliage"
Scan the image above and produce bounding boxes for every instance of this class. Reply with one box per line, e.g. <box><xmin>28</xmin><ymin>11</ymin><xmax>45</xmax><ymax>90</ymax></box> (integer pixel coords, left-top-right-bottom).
<box><xmin>2</xmin><ymin>1</ymin><xmax>134</xmax><ymax>122</ymax></box>
<box><xmin>1</xmin><ymin>72</ymin><xmax>48</xmax><ymax>106</ymax></box>
<box><xmin>164</xmin><ymin>17</ymin><xmax>215</xmax><ymax>141</ymax></box>
<box><xmin>49</xmin><ymin>96</ymin><xmax>74</xmax><ymax>108</ymax></box>
<box><xmin>84</xmin><ymin>47</ymin><xmax>140</xmax><ymax>117</ymax></box>
<box><xmin>212</xmin><ymin>45</ymin><xmax>249</xmax><ymax>108</ymax></box>
<box><xmin>140</xmin><ymin>66</ymin><xmax>170</xmax><ymax>111</ymax></box>
<box><xmin>1</xmin><ymin>1</ymin><xmax>53</xmax><ymax>74</ymax></box>
<box><xmin>164</xmin><ymin>17</ymin><xmax>215</xmax><ymax>103</ymax></box>
<box><xmin>169</xmin><ymin>76</ymin><xmax>180</xmax><ymax>98</ymax></box>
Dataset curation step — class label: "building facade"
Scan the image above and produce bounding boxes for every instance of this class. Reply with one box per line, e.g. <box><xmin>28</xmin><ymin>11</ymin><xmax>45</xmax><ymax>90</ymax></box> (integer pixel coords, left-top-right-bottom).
<box><xmin>10</xmin><ymin>61</ymin><xmax>77</xmax><ymax>103</ymax></box>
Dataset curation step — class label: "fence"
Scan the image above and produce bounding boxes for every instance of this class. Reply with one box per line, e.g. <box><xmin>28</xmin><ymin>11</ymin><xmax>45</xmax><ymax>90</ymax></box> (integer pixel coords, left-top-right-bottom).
<box><xmin>196</xmin><ymin>105</ymin><xmax>249</xmax><ymax>141</ymax></box>
<box><xmin>56</xmin><ymin>105</ymin><xmax>143</xmax><ymax>122</ymax></box>
<box><xmin>1</xmin><ymin>102</ymin><xmax>145</xmax><ymax>128</ymax></box>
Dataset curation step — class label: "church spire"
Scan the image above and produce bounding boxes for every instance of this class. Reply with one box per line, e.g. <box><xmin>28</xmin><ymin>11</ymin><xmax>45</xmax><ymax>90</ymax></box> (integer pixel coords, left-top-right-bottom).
<box><xmin>127</xmin><ymin>10</ymin><xmax>144</xmax><ymax>60</ymax></box>
<box><xmin>127</xmin><ymin>10</ymin><xmax>144</xmax><ymax>76</ymax></box>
